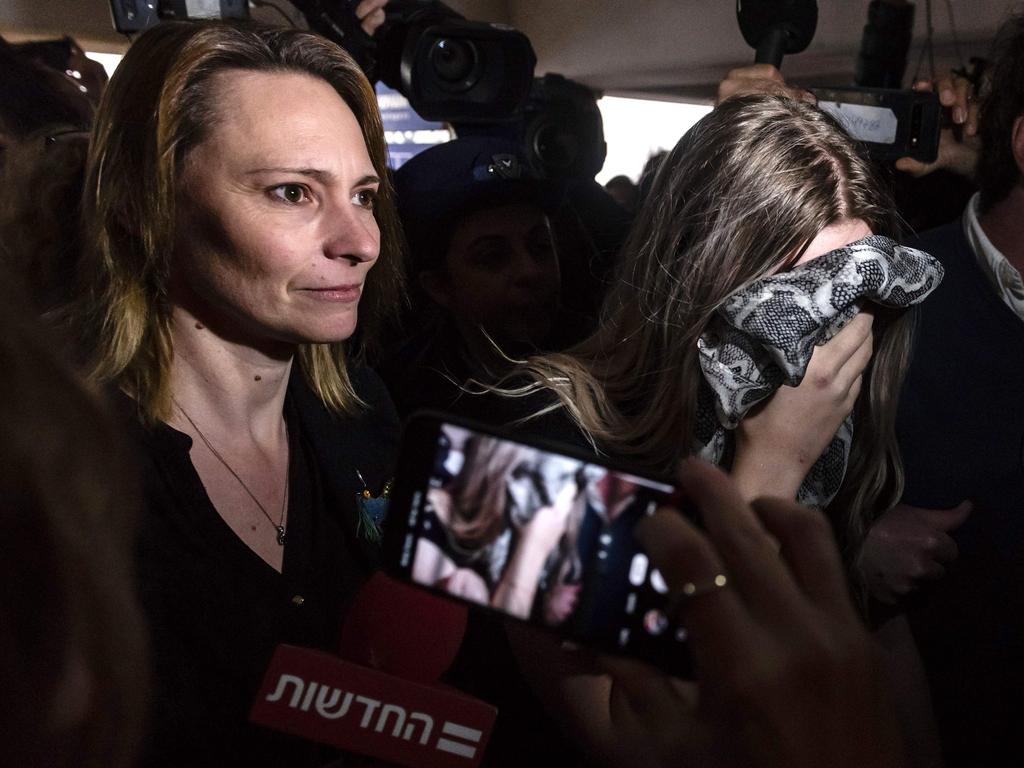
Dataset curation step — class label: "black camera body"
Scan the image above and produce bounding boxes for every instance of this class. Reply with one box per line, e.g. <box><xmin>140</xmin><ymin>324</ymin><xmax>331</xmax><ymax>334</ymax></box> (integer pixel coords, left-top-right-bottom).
<box><xmin>108</xmin><ymin>0</ymin><xmax>248</xmax><ymax>34</ymax></box>
<box><xmin>376</xmin><ymin>9</ymin><xmax>536</xmax><ymax>123</ymax></box>
<box><xmin>520</xmin><ymin>74</ymin><xmax>606</xmax><ymax>181</ymax></box>
<box><xmin>292</xmin><ymin>0</ymin><xmax>536</xmax><ymax>123</ymax></box>
<box><xmin>812</xmin><ymin>86</ymin><xmax>942</xmax><ymax>163</ymax></box>
<box><xmin>108</xmin><ymin>1</ymin><xmax>536</xmax><ymax>124</ymax></box>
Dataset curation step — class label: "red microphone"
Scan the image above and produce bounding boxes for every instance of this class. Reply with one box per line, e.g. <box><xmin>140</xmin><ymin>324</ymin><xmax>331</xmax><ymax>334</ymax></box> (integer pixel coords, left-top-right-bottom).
<box><xmin>249</xmin><ymin>573</ymin><xmax>497</xmax><ymax>768</ymax></box>
<box><xmin>338</xmin><ymin>572</ymin><xmax>468</xmax><ymax>683</ymax></box>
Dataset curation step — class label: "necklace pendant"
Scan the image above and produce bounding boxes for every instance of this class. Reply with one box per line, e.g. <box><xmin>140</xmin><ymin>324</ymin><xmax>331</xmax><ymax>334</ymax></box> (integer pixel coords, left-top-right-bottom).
<box><xmin>275</xmin><ymin>525</ymin><xmax>286</xmax><ymax>546</ymax></box>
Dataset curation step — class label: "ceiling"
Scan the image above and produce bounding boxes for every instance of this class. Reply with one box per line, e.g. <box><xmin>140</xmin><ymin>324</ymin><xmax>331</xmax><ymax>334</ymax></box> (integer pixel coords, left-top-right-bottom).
<box><xmin>2</xmin><ymin>1</ymin><xmax>1017</xmax><ymax>102</ymax></box>
<box><xmin>510</xmin><ymin>0</ymin><xmax>1016</xmax><ymax>100</ymax></box>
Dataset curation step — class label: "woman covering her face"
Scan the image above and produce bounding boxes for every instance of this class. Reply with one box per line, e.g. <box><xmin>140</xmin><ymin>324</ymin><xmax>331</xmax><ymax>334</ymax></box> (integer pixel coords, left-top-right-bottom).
<box><xmin>507</xmin><ymin>94</ymin><xmax>943</xmax><ymax>575</ymax></box>
<box><xmin>494</xmin><ymin>94</ymin><xmax>944</xmax><ymax>768</ymax></box>
<box><xmin>60</xmin><ymin>22</ymin><xmax>403</xmax><ymax>766</ymax></box>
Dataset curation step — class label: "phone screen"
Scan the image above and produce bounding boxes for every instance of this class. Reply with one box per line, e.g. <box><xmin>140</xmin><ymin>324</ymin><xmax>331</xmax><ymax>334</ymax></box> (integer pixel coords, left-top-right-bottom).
<box><xmin>386</xmin><ymin>418</ymin><xmax>693</xmax><ymax>674</ymax></box>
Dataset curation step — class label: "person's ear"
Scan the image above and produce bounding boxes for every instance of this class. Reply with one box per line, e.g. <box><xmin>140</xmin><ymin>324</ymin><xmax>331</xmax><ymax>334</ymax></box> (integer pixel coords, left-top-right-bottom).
<box><xmin>1012</xmin><ymin>114</ymin><xmax>1024</xmax><ymax>175</ymax></box>
<box><xmin>419</xmin><ymin>269</ymin><xmax>451</xmax><ymax>309</ymax></box>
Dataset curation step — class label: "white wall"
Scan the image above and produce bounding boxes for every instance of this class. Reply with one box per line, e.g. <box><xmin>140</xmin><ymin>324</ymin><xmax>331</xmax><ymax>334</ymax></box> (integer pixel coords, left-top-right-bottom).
<box><xmin>595</xmin><ymin>96</ymin><xmax>710</xmax><ymax>185</ymax></box>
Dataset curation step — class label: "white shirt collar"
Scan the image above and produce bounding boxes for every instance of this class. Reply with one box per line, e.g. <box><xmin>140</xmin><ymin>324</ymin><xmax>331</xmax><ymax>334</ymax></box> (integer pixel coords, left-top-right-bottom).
<box><xmin>963</xmin><ymin>192</ymin><xmax>1024</xmax><ymax>321</ymax></box>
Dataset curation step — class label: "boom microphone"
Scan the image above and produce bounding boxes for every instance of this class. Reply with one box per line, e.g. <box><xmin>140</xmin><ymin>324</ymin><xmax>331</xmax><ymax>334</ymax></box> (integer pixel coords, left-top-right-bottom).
<box><xmin>737</xmin><ymin>0</ymin><xmax>818</xmax><ymax>68</ymax></box>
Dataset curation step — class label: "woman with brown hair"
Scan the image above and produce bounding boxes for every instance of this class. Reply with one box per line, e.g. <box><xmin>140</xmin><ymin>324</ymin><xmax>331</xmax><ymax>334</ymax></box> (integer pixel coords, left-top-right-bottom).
<box><xmin>57</xmin><ymin>20</ymin><xmax>403</xmax><ymax>766</ymax></box>
<box><xmin>499</xmin><ymin>93</ymin><xmax>946</xmax><ymax>767</ymax></box>
<box><xmin>508</xmin><ymin>93</ymin><xmax>942</xmax><ymax>571</ymax></box>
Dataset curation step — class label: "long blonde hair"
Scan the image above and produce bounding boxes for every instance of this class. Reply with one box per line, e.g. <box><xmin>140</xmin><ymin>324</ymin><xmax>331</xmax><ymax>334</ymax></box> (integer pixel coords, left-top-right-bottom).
<box><xmin>513</xmin><ymin>95</ymin><xmax>912</xmax><ymax>560</ymax></box>
<box><xmin>68</xmin><ymin>22</ymin><xmax>404</xmax><ymax>422</ymax></box>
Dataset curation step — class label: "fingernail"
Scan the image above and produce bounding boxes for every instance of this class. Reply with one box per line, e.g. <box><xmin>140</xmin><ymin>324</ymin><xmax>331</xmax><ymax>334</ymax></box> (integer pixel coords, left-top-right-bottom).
<box><xmin>954</xmin><ymin>106</ymin><xmax>966</xmax><ymax>123</ymax></box>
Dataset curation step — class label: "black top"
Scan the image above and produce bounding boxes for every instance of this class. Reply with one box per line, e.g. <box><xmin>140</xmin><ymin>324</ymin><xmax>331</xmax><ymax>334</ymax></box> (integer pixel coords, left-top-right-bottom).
<box><xmin>124</xmin><ymin>367</ymin><xmax>399</xmax><ymax>768</ymax></box>
<box><xmin>379</xmin><ymin>315</ymin><xmax>594</xmax><ymax>423</ymax></box>
<box><xmin>897</xmin><ymin>220</ymin><xmax>1024</xmax><ymax>768</ymax></box>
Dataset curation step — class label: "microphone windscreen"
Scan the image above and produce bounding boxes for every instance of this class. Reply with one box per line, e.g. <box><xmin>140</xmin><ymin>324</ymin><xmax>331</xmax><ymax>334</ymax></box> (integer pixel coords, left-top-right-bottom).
<box><xmin>339</xmin><ymin>572</ymin><xmax>469</xmax><ymax>683</ymax></box>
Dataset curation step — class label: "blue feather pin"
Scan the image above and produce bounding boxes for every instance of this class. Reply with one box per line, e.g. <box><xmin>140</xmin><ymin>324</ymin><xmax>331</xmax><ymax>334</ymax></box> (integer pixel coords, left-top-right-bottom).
<box><xmin>355</xmin><ymin>469</ymin><xmax>390</xmax><ymax>543</ymax></box>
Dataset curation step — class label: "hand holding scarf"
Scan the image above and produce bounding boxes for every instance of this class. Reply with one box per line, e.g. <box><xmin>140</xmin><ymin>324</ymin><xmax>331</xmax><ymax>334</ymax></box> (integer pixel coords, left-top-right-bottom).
<box><xmin>696</xmin><ymin>235</ymin><xmax>944</xmax><ymax>508</ymax></box>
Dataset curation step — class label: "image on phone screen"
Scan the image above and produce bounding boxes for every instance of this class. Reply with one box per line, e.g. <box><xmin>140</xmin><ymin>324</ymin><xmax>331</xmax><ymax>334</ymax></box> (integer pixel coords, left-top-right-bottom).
<box><xmin>390</xmin><ymin>419</ymin><xmax>693</xmax><ymax>673</ymax></box>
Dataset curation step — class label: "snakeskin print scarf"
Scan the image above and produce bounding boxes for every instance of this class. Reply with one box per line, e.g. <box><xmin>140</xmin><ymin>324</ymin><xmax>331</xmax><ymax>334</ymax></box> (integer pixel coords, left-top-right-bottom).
<box><xmin>695</xmin><ymin>234</ymin><xmax>944</xmax><ymax>508</ymax></box>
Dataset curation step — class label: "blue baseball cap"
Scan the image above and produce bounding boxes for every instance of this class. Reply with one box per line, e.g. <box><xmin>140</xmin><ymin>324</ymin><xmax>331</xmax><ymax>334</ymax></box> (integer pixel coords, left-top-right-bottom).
<box><xmin>394</xmin><ymin>136</ymin><xmax>564</xmax><ymax>271</ymax></box>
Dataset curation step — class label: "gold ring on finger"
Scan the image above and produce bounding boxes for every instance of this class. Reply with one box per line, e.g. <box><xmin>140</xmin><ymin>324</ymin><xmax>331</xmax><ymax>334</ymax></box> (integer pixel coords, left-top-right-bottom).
<box><xmin>667</xmin><ymin>573</ymin><xmax>730</xmax><ymax>620</ymax></box>
<box><xmin>682</xmin><ymin>573</ymin><xmax>729</xmax><ymax>599</ymax></box>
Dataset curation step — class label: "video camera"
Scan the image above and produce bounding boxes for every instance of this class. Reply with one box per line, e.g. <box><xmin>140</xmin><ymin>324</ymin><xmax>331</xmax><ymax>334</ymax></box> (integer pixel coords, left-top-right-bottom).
<box><xmin>109</xmin><ymin>0</ymin><xmax>535</xmax><ymax>124</ymax></box>
<box><xmin>108</xmin><ymin>0</ymin><xmax>249</xmax><ymax>32</ymax></box>
<box><xmin>290</xmin><ymin>0</ymin><xmax>536</xmax><ymax>123</ymax></box>
<box><xmin>301</xmin><ymin>0</ymin><xmax>605</xmax><ymax>181</ymax></box>
<box><xmin>452</xmin><ymin>72</ymin><xmax>607</xmax><ymax>181</ymax></box>
<box><xmin>107</xmin><ymin>1</ymin><xmax>604</xmax><ymax>180</ymax></box>
<box><xmin>520</xmin><ymin>74</ymin><xmax>606</xmax><ymax>181</ymax></box>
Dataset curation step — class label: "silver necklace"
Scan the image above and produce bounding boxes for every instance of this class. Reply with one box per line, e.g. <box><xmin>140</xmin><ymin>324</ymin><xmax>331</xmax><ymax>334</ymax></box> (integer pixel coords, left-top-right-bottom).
<box><xmin>173</xmin><ymin>399</ymin><xmax>290</xmax><ymax>546</ymax></box>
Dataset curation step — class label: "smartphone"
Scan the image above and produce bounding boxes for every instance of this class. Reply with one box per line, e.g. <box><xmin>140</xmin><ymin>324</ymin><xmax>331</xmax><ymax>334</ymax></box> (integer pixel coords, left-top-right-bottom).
<box><xmin>381</xmin><ymin>412</ymin><xmax>696</xmax><ymax>676</ymax></box>
<box><xmin>811</xmin><ymin>86</ymin><xmax>941</xmax><ymax>163</ymax></box>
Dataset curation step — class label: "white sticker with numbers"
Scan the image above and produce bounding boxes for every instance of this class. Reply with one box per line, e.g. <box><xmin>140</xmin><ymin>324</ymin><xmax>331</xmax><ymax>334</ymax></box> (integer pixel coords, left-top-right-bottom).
<box><xmin>818</xmin><ymin>101</ymin><xmax>898</xmax><ymax>145</ymax></box>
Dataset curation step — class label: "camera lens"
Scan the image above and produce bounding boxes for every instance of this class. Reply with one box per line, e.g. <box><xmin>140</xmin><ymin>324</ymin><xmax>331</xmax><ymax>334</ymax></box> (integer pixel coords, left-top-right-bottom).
<box><xmin>429</xmin><ymin>38</ymin><xmax>478</xmax><ymax>87</ymax></box>
<box><xmin>533</xmin><ymin>122</ymin><xmax>578</xmax><ymax>174</ymax></box>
